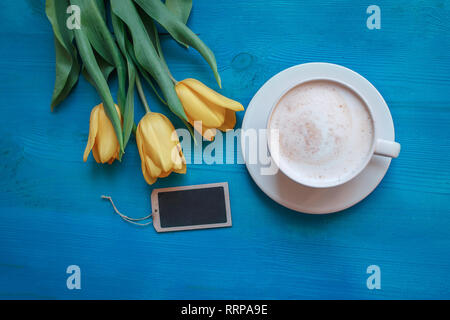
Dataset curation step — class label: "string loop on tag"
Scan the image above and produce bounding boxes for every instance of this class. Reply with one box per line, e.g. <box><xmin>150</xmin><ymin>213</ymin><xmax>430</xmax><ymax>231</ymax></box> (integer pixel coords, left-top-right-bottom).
<box><xmin>101</xmin><ymin>195</ymin><xmax>153</xmax><ymax>226</ymax></box>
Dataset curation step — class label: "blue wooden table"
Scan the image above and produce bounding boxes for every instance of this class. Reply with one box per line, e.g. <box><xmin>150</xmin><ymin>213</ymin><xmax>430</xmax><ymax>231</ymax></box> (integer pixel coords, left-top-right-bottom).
<box><xmin>0</xmin><ymin>0</ymin><xmax>449</xmax><ymax>299</ymax></box>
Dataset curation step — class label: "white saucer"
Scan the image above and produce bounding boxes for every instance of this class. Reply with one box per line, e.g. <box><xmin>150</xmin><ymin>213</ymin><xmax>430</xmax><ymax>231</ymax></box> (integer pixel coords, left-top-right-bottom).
<box><xmin>240</xmin><ymin>63</ymin><xmax>395</xmax><ymax>214</ymax></box>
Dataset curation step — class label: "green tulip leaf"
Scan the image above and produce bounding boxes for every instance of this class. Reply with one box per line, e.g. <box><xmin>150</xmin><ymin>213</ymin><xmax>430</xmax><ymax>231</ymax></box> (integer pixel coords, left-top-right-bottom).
<box><xmin>111</xmin><ymin>12</ymin><xmax>136</xmax><ymax>149</ymax></box>
<box><xmin>82</xmin><ymin>51</ymin><xmax>115</xmax><ymax>87</ymax></box>
<box><xmin>119</xmin><ymin>12</ymin><xmax>166</xmax><ymax>106</ymax></box>
<box><xmin>126</xmin><ymin>38</ymin><xmax>168</xmax><ymax>107</ymax></box>
<box><xmin>72</xmin><ymin>22</ymin><xmax>124</xmax><ymax>156</ymax></box>
<box><xmin>165</xmin><ymin>0</ymin><xmax>193</xmax><ymax>25</ymax></box>
<box><xmin>111</xmin><ymin>0</ymin><xmax>188</xmax><ymax>122</ymax></box>
<box><xmin>137</xmin><ymin>6</ymin><xmax>170</xmax><ymax>75</ymax></box>
<box><xmin>45</xmin><ymin>0</ymin><xmax>80</xmax><ymax>111</ymax></box>
<box><xmin>133</xmin><ymin>0</ymin><xmax>221</xmax><ymax>87</ymax></box>
<box><xmin>71</xmin><ymin>0</ymin><xmax>127</xmax><ymax>114</ymax></box>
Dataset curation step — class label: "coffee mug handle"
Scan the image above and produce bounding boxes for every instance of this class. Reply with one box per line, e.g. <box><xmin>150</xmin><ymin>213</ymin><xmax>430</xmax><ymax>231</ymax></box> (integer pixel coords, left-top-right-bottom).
<box><xmin>374</xmin><ymin>139</ymin><xmax>401</xmax><ymax>158</ymax></box>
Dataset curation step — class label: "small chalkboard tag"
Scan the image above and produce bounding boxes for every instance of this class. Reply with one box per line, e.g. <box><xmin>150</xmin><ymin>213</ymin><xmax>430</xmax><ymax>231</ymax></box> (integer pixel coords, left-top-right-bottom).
<box><xmin>151</xmin><ymin>182</ymin><xmax>232</xmax><ymax>233</ymax></box>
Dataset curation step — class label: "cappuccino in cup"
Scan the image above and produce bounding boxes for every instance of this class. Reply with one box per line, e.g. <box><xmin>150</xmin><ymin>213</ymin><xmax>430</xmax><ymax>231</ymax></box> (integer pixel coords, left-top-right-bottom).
<box><xmin>268</xmin><ymin>80</ymin><xmax>375</xmax><ymax>187</ymax></box>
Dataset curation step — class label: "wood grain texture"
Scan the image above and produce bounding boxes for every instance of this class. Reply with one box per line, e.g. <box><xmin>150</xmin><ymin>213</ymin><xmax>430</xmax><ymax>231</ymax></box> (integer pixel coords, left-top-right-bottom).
<box><xmin>0</xmin><ymin>0</ymin><xmax>449</xmax><ymax>299</ymax></box>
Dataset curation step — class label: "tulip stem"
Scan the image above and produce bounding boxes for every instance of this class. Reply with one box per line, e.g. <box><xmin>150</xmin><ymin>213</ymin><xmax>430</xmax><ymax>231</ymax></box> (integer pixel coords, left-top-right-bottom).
<box><xmin>136</xmin><ymin>73</ymin><xmax>151</xmax><ymax>113</ymax></box>
<box><xmin>168</xmin><ymin>72</ymin><xmax>178</xmax><ymax>85</ymax></box>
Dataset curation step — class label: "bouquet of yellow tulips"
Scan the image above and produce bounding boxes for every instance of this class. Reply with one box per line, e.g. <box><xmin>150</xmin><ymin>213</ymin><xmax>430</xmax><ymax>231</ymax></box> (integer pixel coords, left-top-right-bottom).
<box><xmin>46</xmin><ymin>0</ymin><xmax>243</xmax><ymax>184</ymax></box>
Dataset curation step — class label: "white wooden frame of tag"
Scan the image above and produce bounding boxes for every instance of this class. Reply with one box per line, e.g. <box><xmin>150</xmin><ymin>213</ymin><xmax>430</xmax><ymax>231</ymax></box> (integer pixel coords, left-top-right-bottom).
<box><xmin>150</xmin><ymin>182</ymin><xmax>232</xmax><ymax>233</ymax></box>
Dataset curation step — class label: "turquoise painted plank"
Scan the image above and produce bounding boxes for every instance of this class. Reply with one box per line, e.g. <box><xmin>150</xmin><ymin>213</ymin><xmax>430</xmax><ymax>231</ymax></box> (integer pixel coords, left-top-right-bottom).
<box><xmin>0</xmin><ymin>0</ymin><xmax>449</xmax><ymax>299</ymax></box>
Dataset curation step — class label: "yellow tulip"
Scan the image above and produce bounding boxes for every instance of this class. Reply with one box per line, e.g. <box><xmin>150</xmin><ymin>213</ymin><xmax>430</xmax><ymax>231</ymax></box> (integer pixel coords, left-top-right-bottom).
<box><xmin>136</xmin><ymin>112</ymin><xmax>186</xmax><ymax>185</ymax></box>
<box><xmin>175</xmin><ymin>78</ymin><xmax>244</xmax><ymax>141</ymax></box>
<box><xmin>83</xmin><ymin>103</ymin><xmax>121</xmax><ymax>164</ymax></box>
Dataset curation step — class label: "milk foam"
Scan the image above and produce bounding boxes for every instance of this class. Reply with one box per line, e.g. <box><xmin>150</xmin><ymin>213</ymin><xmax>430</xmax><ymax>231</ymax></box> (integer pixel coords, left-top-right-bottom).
<box><xmin>269</xmin><ymin>80</ymin><xmax>374</xmax><ymax>185</ymax></box>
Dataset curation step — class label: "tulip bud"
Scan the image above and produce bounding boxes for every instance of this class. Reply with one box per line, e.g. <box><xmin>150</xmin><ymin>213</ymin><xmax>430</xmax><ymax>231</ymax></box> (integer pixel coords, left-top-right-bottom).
<box><xmin>136</xmin><ymin>112</ymin><xmax>186</xmax><ymax>185</ymax></box>
<box><xmin>83</xmin><ymin>103</ymin><xmax>121</xmax><ymax>164</ymax></box>
<box><xmin>175</xmin><ymin>78</ymin><xmax>244</xmax><ymax>141</ymax></box>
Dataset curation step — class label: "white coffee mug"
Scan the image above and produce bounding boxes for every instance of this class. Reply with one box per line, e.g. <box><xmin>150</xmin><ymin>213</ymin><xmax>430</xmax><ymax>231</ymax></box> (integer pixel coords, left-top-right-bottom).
<box><xmin>267</xmin><ymin>78</ymin><xmax>400</xmax><ymax>188</ymax></box>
